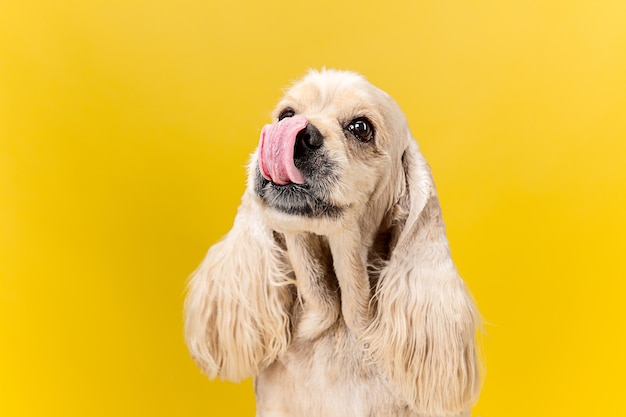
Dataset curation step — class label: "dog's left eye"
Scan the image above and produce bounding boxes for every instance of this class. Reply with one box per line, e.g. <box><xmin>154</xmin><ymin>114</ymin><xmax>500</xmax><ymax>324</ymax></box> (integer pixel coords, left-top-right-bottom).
<box><xmin>346</xmin><ymin>118</ymin><xmax>374</xmax><ymax>142</ymax></box>
<box><xmin>278</xmin><ymin>108</ymin><xmax>296</xmax><ymax>121</ymax></box>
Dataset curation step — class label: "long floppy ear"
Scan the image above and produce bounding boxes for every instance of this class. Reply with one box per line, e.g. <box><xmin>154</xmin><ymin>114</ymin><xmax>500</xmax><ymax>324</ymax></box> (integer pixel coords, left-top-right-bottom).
<box><xmin>184</xmin><ymin>186</ymin><xmax>294</xmax><ymax>382</ymax></box>
<box><xmin>365</xmin><ymin>139</ymin><xmax>481</xmax><ymax>416</ymax></box>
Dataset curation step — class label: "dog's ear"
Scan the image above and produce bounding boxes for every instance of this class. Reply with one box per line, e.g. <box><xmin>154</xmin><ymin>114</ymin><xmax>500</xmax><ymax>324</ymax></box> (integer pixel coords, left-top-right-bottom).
<box><xmin>184</xmin><ymin>187</ymin><xmax>293</xmax><ymax>381</ymax></box>
<box><xmin>365</xmin><ymin>139</ymin><xmax>482</xmax><ymax>415</ymax></box>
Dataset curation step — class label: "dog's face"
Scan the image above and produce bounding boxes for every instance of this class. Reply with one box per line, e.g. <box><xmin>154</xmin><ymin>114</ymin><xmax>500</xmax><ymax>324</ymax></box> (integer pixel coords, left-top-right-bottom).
<box><xmin>252</xmin><ymin>70</ymin><xmax>410</xmax><ymax>233</ymax></box>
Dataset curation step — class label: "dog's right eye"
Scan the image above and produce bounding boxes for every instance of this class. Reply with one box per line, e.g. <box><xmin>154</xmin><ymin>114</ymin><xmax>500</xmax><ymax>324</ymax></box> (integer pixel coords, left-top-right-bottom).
<box><xmin>278</xmin><ymin>108</ymin><xmax>296</xmax><ymax>121</ymax></box>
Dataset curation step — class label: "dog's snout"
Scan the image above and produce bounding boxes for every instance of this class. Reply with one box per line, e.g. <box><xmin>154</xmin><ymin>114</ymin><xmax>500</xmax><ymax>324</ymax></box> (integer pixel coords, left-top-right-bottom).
<box><xmin>295</xmin><ymin>123</ymin><xmax>324</xmax><ymax>157</ymax></box>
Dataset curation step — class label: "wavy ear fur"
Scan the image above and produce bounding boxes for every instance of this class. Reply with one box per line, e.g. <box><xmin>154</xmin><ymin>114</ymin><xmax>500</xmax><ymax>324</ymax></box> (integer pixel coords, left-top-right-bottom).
<box><xmin>365</xmin><ymin>139</ymin><xmax>481</xmax><ymax>416</ymax></box>
<box><xmin>184</xmin><ymin>190</ymin><xmax>294</xmax><ymax>381</ymax></box>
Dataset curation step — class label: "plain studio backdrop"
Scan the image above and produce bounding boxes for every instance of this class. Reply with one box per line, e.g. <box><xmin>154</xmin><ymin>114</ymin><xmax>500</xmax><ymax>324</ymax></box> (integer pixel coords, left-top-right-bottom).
<box><xmin>1</xmin><ymin>1</ymin><xmax>625</xmax><ymax>416</ymax></box>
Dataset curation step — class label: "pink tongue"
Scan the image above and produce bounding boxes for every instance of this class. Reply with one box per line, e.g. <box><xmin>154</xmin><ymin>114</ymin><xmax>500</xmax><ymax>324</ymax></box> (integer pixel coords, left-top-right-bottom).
<box><xmin>258</xmin><ymin>115</ymin><xmax>308</xmax><ymax>185</ymax></box>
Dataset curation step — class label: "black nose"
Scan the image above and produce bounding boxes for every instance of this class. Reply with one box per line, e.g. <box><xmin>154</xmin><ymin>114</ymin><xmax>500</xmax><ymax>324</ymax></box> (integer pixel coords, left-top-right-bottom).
<box><xmin>294</xmin><ymin>123</ymin><xmax>324</xmax><ymax>159</ymax></box>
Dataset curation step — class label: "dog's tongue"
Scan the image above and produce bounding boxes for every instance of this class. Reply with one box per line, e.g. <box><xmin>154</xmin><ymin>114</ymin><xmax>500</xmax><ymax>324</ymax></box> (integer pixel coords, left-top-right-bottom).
<box><xmin>258</xmin><ymin>115</ymin><xmax>308</xmax><ymax>185</ymax></box>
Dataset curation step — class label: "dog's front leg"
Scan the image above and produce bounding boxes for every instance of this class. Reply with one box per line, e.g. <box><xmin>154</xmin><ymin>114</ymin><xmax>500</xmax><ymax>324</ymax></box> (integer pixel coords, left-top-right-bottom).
<box><xmin>284</xmin><ymin>232</ymin><xmax>340</xmax><ymax>340</ymax></box>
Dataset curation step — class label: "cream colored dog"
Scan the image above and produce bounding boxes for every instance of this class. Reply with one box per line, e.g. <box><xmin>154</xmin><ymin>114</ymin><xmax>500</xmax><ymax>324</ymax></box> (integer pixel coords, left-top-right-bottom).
<box><xmin>185</xmin><ymin>69</ymin><xmax>481</xmax><ymax>417</ymax></box>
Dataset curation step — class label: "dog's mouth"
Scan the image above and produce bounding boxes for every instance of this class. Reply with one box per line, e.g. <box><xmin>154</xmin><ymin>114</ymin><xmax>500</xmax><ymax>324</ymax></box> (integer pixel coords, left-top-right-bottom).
<box><xmin>255</xmin><ymin>175</ymin><xmax>342</xmax><ymax>218</ymax></box>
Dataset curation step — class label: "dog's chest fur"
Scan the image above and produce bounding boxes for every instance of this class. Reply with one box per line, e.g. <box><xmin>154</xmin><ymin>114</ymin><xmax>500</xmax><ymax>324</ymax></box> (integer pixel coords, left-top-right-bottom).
<box><xmin>253</xmin><ymin>324</ymin><xmax>415</xmax><ymax>417</ymax></box>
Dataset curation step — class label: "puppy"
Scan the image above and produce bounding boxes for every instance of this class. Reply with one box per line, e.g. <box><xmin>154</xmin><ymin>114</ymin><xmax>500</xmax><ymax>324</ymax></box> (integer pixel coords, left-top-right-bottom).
<box><xmin>185</xmin><ymin>69</ymin><xmax>481</xmax><ymax>417</ymax></box>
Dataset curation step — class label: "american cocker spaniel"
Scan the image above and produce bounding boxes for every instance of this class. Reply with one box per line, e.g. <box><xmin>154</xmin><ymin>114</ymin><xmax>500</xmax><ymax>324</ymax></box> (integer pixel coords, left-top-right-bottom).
<box><xmin>185</xmin><ymin>69</ymin><xmax>482</xmax><ymax>417</ymax></box>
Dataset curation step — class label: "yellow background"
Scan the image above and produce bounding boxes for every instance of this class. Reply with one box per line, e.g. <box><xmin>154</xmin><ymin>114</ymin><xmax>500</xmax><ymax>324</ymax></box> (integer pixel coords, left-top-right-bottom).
<box><xmin>2</xmin><ymin>1</ymin><xmax>625</xmax><ymax>416</ymax></box>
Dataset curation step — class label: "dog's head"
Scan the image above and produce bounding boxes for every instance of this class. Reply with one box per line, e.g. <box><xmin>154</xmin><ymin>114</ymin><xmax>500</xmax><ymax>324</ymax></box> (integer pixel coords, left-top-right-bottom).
<box><xmin>252</xmin><ymin>69</ymin><xmax>415</xmax><ymax>234</ymax></box>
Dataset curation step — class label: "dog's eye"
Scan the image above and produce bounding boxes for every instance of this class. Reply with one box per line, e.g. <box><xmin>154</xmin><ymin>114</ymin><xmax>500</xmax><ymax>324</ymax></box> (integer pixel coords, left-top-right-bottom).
<box><xmin>278</xmin><ymin>108</ymin><xmax>296</xmax><ymax>121</ymax></box>
<box><xmin>346</xmin><ymin>118</ymin><xmax>374</xmax><ymax>142</ymax></box>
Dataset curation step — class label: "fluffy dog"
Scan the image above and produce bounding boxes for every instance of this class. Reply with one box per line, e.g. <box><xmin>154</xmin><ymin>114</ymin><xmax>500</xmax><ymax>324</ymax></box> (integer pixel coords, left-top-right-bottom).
<box><xmin>185</xmin><ymin>69</ymin><xmax>481</xmax><ymax>417</ymax></box>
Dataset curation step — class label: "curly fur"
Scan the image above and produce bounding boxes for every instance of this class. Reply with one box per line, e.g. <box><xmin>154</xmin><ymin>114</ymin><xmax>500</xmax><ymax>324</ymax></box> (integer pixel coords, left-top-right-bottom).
<box><xmin>185</xmin><ymin>69</ymin><xmax>482</xmax><ymax>417</ymax></box>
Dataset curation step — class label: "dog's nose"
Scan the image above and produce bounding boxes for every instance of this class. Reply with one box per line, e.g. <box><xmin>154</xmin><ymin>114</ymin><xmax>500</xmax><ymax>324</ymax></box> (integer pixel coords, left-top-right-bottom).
<box><xmin>294</xmin><ymin>123</ymin><xmax>324</xmax><ymax>158</ymax></box>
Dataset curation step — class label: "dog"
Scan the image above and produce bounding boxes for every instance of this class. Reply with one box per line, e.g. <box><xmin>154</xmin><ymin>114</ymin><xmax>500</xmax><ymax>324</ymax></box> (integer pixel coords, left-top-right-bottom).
<box><xmin>184</xmin><ymin>69</ymin><xmax>481</xmax><ymax>417</ymax></box>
